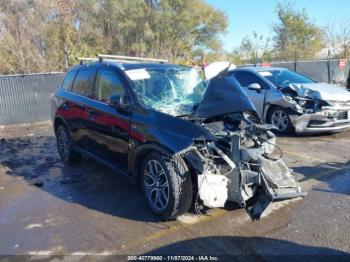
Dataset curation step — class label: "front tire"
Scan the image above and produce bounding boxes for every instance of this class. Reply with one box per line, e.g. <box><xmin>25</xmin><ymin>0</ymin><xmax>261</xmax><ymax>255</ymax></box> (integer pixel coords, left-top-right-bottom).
<box><xmin>56</xmin><ymin>125</ymin><xmax>80</xmax><ymax>165</ymax></box>
<box><xmin>268</xmin><ymin>107</ymin><xmax>294</xmax><ymax>134</ymax></box>
<box><xmin>141</xmin><ymin>152</ymin><xmax>193</xmax><ymax>220</ymax></box>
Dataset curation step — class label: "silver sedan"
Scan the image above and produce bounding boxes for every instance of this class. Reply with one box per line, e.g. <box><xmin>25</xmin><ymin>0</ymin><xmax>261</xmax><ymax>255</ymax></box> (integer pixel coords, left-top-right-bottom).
<box><xmin>229</xmin><ymin>67</ymin><xmax>350</xmax><ymax>134</ymax></box>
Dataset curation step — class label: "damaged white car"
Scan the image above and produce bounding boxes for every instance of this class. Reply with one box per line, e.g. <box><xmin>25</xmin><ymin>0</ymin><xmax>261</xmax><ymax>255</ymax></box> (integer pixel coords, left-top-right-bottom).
<box><xmin>229</xmin><ymin>67</ymin><xmax>350</xmax><ymax>134</ymax></box>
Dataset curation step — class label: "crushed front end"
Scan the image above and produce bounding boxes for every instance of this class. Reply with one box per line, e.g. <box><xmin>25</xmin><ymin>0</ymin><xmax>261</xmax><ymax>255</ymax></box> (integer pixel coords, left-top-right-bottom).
<box><xmin>290</xmin><ymin>100</ymin><xmax>350</xmax><ymax>133</ymax></box>
<box><xmin>277</xmin><ymin>84</ymin><xmax>350</xmax><ymax>133</ymax></box>
<box><xmin>179</xmin><ymin>115</ymin><xmax>305</xmax><ymax>218</ymax></box>
<box><xmin>180</xmin><ymin>74</ymin><xmax>306</xmax><ymax>218</ymax></box>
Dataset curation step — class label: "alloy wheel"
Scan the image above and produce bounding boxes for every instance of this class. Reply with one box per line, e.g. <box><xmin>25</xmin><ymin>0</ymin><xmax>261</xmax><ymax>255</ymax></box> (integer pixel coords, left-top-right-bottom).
<box><xmin>271</xmin><ymin>110</ymin><xmax>289</xmax><ymax>131</ymax></box>
<box><xmin>144</xmin><ymin>159</ymin><xmax>169</xmax><ymax>211</ymax></box>
<box><xmin>57</xmin><ymin>127</ymin><xmax>70</xmax><ymax>161</ymax></box>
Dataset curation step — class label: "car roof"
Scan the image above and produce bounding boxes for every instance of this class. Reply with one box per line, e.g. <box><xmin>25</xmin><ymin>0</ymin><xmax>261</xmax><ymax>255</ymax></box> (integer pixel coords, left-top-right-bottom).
<box><xmin>121</xmin><ymin>62</ymin><xmax>180</xmax><ymax>70</ymax></box>
<box><xmin>233</xmin><ymin>66</ymin><xmax>288</xmax><ymax>72</ymax></box>
<box><xmin>67</xmin><ymin>61</ymin><xmax>181</xmax><ymax>72</ymax></box>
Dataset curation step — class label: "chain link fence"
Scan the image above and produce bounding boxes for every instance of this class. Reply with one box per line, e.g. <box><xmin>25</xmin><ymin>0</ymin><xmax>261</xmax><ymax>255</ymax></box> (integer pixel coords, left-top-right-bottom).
<box><xmin>0</xmin><ymin>72</ymin><xmax>64</xmax><ymax>125</ymax></box>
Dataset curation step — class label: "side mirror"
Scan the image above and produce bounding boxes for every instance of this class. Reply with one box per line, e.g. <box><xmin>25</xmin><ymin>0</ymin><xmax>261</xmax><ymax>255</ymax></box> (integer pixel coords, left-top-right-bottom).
<box><xmin>248</xmin><ymin>83</ymin><xmax>262</xmax><ymax>91</ymax></box>
<box><xmin>108</xmin><ymin>94</ymin><xmax>130</xmax><ymax>113</ymax></box>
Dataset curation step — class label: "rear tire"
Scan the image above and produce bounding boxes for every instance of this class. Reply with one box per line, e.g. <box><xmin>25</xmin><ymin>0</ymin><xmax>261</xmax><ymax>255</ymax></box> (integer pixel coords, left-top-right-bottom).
<box><xmin>268</xmin><ymin>107</ymin><xmax>294</xmax><ymax>134</ymax></box>
<box><xmin>56</xmin><ymin>125</ymin><xmax>81</xmax><ymax>165</ymax></box>
<box><xmin>141</xmin><ymin>152</ymin><xmax>193</xmax><ymax>220</ymax></box>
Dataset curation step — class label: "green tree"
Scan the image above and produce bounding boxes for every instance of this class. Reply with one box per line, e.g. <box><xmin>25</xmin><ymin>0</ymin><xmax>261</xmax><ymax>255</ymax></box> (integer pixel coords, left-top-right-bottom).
<box><xmin>0</xmin><ymin>0</ymin><xmax>49</xmax><ymax>73</ymax></box>
<box><xmin>0</xmin><ymin>0</ymin><xmax>228</xmax><ymax>74</ymax></box>
<box><xmin>232</xmin><ymin>31</ymin><xmax>273</xmax><ymax>64</ymax></box>
<box><xmin>273</xmin><ymin>2</ymin><xmax>324</xmax><ymax>60</ymax></box>
<box><xmin>149</xmin><ymin>0</ymin><xmax>227</xmax><ymax>61</ymax></box>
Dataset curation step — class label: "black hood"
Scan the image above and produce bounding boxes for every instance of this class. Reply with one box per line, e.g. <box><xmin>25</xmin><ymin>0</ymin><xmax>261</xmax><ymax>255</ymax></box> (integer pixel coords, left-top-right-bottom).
<box><xmin>192</xmin><ymin>75</ymin><xmax>259</xmax><ymax>120</ymax></box>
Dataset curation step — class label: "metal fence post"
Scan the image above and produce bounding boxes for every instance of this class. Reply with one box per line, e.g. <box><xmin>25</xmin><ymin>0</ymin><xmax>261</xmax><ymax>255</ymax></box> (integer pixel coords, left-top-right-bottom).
<box><xmin>327</xmin><ymin>50</ymin><xmax>331</xmax><ymax>84</ymax></box>
<box><xmin>294</xmin><ymin>49</ymin><xmax>297</xmax><ymax>72</ymax></box>
<box><xmin>254</xmin><ymin>51</ymin><xmax>258</xmax><ymax>67</ymax></box>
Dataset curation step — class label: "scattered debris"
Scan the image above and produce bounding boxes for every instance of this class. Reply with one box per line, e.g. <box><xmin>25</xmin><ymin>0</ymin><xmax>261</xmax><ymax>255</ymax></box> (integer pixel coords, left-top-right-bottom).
<box><xmin>60</xmin><ymin>175</ymin><xmax>81</xmax><ymax>184</ymax></box>
<box><xmin>177</xmin><ymin>214</ymin><xmax>200</xmax><ymax>224</ymax></box>
<box><xmin>25</xmin><ymin>223</ymin><xmax>43</xmax><ymax>230</ymax></box>
<box><xmin>29</xmin><ymin>179</ymin><xmax>44</xmax><ymax>188</ymax></box>
<box><xmin>0</xmin><ymin>164</ymin><xmax>13</xmax><ymax>176</ymax></box>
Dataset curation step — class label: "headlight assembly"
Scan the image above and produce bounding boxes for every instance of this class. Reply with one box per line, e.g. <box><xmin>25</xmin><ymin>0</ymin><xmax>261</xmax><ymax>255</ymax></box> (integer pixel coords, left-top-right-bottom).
<box><xmin>298</xmin><ymin>99</ymin><xmax>307</xmax><ymax>107</ymax></box>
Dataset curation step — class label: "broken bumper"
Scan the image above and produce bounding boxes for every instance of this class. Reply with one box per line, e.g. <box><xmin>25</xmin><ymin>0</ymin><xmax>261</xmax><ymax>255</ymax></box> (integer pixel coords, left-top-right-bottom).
<box><xmin>290</xmin><ymin>108</ymin><xmax>350</xmax><ymax>133</ymax></box>
<box><xmin>179</xmin><ymin>129</ymin><xmax>306</xmax><ymax>219</ymax></box>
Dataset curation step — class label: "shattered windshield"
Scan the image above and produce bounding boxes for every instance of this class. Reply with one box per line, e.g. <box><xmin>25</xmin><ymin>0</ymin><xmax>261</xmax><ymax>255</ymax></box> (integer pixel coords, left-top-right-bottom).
<box><xmin>126</xmin><ymin>67</ymin><xmax>206</xmax><ymax>116</ymax></box>
<box><xmin>259</xmin><ymin>70</ymin><xmax>316</xmax><ymax>87</ymax></box>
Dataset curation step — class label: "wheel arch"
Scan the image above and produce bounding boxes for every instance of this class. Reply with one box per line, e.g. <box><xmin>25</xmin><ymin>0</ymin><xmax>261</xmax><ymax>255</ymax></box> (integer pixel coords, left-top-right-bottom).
<box><xmin>128</xmin><ymin>143</ymin><xmax>197</xmax><ymax>184</ymax></box>
<box><xmin>53</xmin><ymin>116</ymin><xmax>70</xmax><ymax>136</ymax></box>
<box><xmin>129</xmin><ymin>143</ymin><xmax>173</xmax><ymax>180</ymax></box>
<box><xmin>265</xmin><ymin>104</ymin><xmax>297</xmax><ymax>123</ymax></box>
<box><xmin>265</xmin><ymin>104</ymin><xmax>279</xmax><ymax>122</ymax></box>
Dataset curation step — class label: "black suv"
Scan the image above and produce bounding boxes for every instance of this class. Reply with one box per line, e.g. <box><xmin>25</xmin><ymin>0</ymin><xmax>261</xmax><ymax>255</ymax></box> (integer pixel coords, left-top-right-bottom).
<box><xmin>51</xmin><ymin>58</ymin><xmax>304</xmax><ymax>220</ymax></box>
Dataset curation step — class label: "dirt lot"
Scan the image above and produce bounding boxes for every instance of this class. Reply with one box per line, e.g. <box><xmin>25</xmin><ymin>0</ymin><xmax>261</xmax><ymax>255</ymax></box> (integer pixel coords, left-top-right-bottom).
<box><xmin>0</xmin><ymin>121</ymin><xmax>350</xmax><ymax>260</ymax></box>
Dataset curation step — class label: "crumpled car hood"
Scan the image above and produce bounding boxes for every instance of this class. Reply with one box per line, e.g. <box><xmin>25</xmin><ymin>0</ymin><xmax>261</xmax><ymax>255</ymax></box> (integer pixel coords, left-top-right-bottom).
<box><xmin>290</xmin><ymin>83</ymin><xmax>350</xmax><ymax>101</ymax></box>
<box><xmin>192</xmin><ymin>75</ymin><xmax>259</xmax><ymax>120</ymax></box>
<box><xmin>204</xmin><ymin>62</ymin><xmax>236</xmax><ymax>80</ymax></box>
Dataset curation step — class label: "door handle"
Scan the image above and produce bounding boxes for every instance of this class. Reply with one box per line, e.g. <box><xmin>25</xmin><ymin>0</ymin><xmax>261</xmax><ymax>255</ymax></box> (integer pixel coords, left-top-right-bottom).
<box><xmin>77</xmin><ymin>103</ymin><xmax>86</xmax><ymax>110</ymax></box>
<box><xmin>87</xmin><ymin>109</ymin><xmax>96</xmax><ymax>116</ymax></box>
<box><xmin>62</xmin><ymin>103</ymin><xmax>69</xmax><ymax>110</ymax></box>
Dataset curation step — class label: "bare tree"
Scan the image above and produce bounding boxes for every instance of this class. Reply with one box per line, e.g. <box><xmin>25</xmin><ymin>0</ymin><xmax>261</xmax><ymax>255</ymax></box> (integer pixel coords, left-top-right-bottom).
<box><xmin>326</xmin><ymin>18</ymin><xmax>350</xmax><ymax>58</ymax></box>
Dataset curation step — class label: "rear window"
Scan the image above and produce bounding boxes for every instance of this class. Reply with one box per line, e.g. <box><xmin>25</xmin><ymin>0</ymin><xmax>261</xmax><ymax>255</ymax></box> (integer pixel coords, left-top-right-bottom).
<box><xmin>61</xmin><ymin>71</ymin><xmax>77</xmax><ymax>90</ymax></box>
<box><xmin>72</xmin><ymin>69</ymin><xmax>96</xmax><ymax>97</ymax></box>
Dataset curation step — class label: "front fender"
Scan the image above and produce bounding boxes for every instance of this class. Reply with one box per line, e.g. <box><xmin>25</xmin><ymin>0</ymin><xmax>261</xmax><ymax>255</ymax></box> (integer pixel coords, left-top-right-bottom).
<box><xmin>128</xmin><ymin>142</ymin><xmax>187</xmax><ymax>181</ymax></box>
<box><xmin>128</xmin><ymin>109</ymin><xmax>216</xmax><ymax>179</ymax></box>
<box><xmin>263</xmin><ymin>91</ymin><xmax>302</xmax><ymax>120</ymax></box>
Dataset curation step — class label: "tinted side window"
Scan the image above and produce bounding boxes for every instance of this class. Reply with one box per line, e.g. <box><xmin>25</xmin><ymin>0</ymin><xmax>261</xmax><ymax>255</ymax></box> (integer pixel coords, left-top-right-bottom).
<box><xmin>233</xmin><ymin>71</ymin><xmax>268</xmax><ymax>89</ymax></box>
<box><xmin>94</xmin><ymin>69</ymin><xmax>125</xmax><ymax>102</ymax></box>
<box><xmin>61</xmin><ymin>71</ymin><xmax>77</xmax><ymax>90</ymax></box>
<box><xmin>72</xmin><ymin>69</ymin><xmax>96</xmax><ymax>96</ymax></box>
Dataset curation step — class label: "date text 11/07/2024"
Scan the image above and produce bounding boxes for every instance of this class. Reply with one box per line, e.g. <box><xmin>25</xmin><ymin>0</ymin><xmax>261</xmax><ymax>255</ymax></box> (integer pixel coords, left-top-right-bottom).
<box><xmin>127</xmin><ymin>255</ymin><xmax>220</xmax><ymax>261</ymax></box>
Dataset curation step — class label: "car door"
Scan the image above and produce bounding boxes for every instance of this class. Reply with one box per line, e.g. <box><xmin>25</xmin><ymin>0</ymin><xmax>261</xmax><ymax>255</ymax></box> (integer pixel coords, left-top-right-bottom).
<box><xmin>68</xmin><ymin>68</ymin><xmax>97</xmax><ymax>150</ymax></box>
<box><xmin>86</xmin><ymin>68</ymin><xmax>131</xmax><ymax>169</ymax></box>
<box><xmin>231</xmin><ymin>71</ymin><xmax>269</xmax><ymax>117</ymax></box>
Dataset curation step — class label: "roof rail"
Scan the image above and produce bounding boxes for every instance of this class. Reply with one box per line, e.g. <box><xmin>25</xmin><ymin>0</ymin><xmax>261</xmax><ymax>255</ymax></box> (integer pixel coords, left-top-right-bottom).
<box><xmin>97</xmin><ymin>54</ymin><xmax>168</xmax><ymax>63</ymax></box>
<box><xmin>77</xmin><ymin>57</ymin><xmax>99</xmax><ymax>65</ymax></box>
